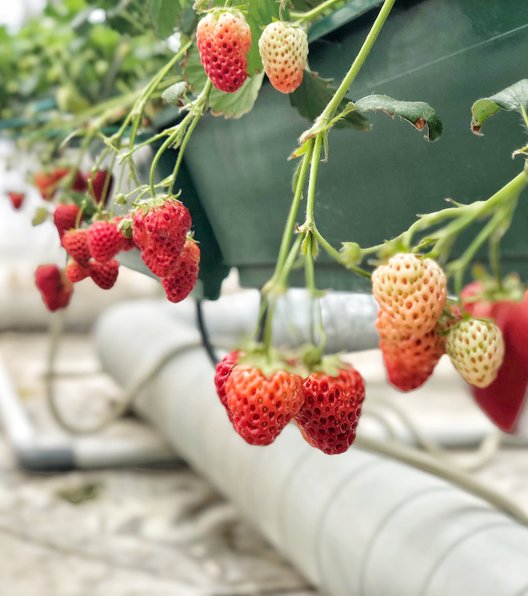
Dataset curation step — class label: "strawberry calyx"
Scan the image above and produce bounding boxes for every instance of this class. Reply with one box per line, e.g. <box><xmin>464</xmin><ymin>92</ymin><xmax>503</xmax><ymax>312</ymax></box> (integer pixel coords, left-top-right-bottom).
<box><xmin>117</xmin><ymin>217</ymin><xmax>133</xmax><ymax>239</ymax></box>
<box><xmin>307</xmin><ymin>354</ymin><xmax>350</xmax><ymax>377</ymax></box>
<box><xmin>234</xmin><ymin>344</ymin><xmax>307</xmax><ymax>379</ymax></box>
<box><xmin>464</xmin><ymin>267</ymin><xmax>525</xmax><ymax>305</ymax></box>
<box><xmin>132</xmin><ymin>194</ymin><xmax>182</xmax><ymax>214</ymax></box>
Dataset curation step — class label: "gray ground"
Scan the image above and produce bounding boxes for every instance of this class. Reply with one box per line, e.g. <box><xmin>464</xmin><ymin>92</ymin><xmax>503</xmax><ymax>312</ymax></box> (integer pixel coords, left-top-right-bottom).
<box><xmin>2</xmin><ymin>332</ymin><xmax>528</xmax><ymax>595</ymax></box>
<box><xmin>0</xmin><ymin>332</ymin><xmax>317</xmax><ymax>596</ymax></box>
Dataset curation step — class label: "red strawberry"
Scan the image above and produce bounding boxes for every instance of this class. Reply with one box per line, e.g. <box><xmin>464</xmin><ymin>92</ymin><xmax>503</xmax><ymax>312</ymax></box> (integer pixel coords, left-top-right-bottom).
<box><xmin>226</xmin><ymin>366</ymin><xmax>304</xmax><ymax>445</ymax></box>
<box><xmin>65</xmin><ymin>260</ymin><xmax>90</xmax><ymax>283</ymax></box>
<box><xmin>51</xmin><ymin>167</ymin><xmax>87</xmax><ymax>192</ymax></box>
<box><xmin>7</xmin><ymin>191</ymin><xmax>25</xmax><ymax>210</ymax></box>
<box><xmin>161</xmin><ymin>239</ymin><xmax>200</xmax><ymax>303</ymax></box>
<box><xmin>141</xmin><ymin>247</ymin><xmax>179</xmax><ymax>278</ymax></box>
<box><xmin>296</xmin><ymin>363</ymin><xmax>365</xmax><ymax>454</ymax></box>
<box><xmin>34</xmin><ymin>265</ymin><xmax>73</xmax><ymax>311</ymax></box>
<box><xmin>53</xmin><ymin>204</ymin><xmax>80</xmax><ymax>239</ymax></box>
<box><xmin>132</xmin><ymin>198</ymin><xmax>191</xmax><ymax>251</ymax></box>
<box><xmin>62</xmin><ymin>229</ymin><xmax>91</xmax><ymax>265</ymax></box>
<box><xmin>471</xmin><ymin>345</ymin><xmax>528</xmax><ymax>433</ymax></box>
<box><xmin>258</xmin><ymin>21</ymin><xmax>308</xmax><ymax>94</ymax></box>
<box><xmin>372</xmin><ymin>253</ymin><xmax>447</xmax><ymax>336</ymax></box>
<box><xmin>34</xmin><ymin>168</ymin><xmax>86</xmax><ymax>200</ymax></box>
<box><xmin>214</xmin><ymin>351</ymin><xmax>240</xmax><ymax>418</ymax></box>
<box><xmin>462</xmin><ymin>282</ymin><xmax>528</xmax><ymax>432</ymax></box>
<box><xmin>70</xmin><ymin>169</ymin><xmax>88</xmax><ymax>192</ymax></box>
<box><xmin>133</xmin><ymin>198</ymin><xmax>192</xmax><ymax>277</ymax></box>
<box><xmin>34</xmin><ymin>172</ymin><xmax>56</xmax><ymax>200</ymax></box>
<box><xmin>196</xmin><ymin>10</ymin><xmax>251</xmax><ymax>93</ymax></box>
<box><xmin>87</xmin><ymin>170</ymin><xmax>113</xmax><ymax>204</ymax></box>
<box><xmin>377</xmin><ymin>310</ymin><xmax>445</xmax><ymax>392</ymax></box>
<box><xmin>89</xmin><ymin>259</ymin><xmax>119</xmax><ymax>290</ymax></box>
<box><xmin>87</xmin><ymin>221</ymin><xmax>123</xmax><ymax>262</ymax></box>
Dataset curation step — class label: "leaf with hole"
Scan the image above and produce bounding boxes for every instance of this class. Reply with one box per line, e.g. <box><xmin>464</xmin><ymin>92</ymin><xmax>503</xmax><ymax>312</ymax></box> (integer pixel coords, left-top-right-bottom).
<box><xmin>355</xmin><ymin>94</ymin><xmax>442</xmax><ymax>141</ymax></box>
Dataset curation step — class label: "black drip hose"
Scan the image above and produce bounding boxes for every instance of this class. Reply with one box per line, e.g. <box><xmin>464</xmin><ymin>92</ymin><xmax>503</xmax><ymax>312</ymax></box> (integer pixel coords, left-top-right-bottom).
<box><xmin>195</xmin><ymin>298</ymin><xmax>219</xmax><ymax>367</ymax></box>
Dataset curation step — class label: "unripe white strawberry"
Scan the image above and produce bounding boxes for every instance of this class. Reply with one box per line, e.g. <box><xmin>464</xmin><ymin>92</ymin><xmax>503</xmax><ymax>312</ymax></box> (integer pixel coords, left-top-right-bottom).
<box><xmin>372</xmin><ymin>253</ymin><xmax>447</xmax><ymax>335</ymax></box>
<box><xmin>446</xmin><ymin>318</ymin><xmax>505</xmax><ymax>388</ymax></box>
<box><xmin>258</xmin><ymin>21</ymin><xmax>308</xmax><ymax>94</ymax></box>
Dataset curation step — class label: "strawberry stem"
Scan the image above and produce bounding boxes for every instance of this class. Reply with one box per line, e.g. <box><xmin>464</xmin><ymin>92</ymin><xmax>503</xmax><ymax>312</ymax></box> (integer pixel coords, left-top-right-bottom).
<box><xmin>291</xmin><ymin>0</ymin><xmax>354</xmax><ymax>23</ymax></box>
<box><xmin>311</xmin><ymin>0</ymin><xmax>396</xmax><ymax>130</ymax></box>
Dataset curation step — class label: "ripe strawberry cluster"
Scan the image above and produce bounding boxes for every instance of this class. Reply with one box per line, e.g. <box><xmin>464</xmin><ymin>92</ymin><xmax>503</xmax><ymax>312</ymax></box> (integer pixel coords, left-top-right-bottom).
<box><xmin>132</xmin><ymin>198</ymin><xmax>200</xmax><ymax>303</ymax></box>
<box><xmin>215</xmin><ymin>352</ymin><xmax>366</xmax><ymax>455</ymax></box>
<box><xmin>4</xmin><ymin>168</ymin><xmax>111</xmax><ymax>213</ymax></box>
<box><xmin>196</xmin><ymin>10</ymin><xmax>308</xmax><ymax>95</ymax></box>
<box><xmin>36</xmin><ymin>207</ymin><xmax>132</xmax><ymax>311</ymax></box>
<box><xmin>372</xmin><ymin>253</ymin><xmax>505</xmax><ymax>392</ymax></box>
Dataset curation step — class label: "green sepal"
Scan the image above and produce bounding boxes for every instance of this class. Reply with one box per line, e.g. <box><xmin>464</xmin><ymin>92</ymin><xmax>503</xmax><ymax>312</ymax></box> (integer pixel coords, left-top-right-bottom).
<box><xmin>340</xmin><ymin>242</ymin><xmax>362</xmax><ymax>267</ymax></box>
<box><xmin>234</xmin><ymin>343</ymin><xmax>308</xmax><ymax>378</ymax></box>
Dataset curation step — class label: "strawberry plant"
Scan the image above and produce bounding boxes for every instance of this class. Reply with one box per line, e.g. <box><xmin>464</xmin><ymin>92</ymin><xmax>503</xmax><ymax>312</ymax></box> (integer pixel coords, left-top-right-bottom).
<box><xmin>2</xmin><ymin>0</ymin><xmax>528</xmax><ymax>448</ymax></box>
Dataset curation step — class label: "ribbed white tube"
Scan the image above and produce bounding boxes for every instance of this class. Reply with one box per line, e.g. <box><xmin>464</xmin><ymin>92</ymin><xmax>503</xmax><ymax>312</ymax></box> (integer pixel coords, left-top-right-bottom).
<box><xmin>95</xmin><ymin>300</ymin><xmax>528</xmax><ymax>595</ymax></box>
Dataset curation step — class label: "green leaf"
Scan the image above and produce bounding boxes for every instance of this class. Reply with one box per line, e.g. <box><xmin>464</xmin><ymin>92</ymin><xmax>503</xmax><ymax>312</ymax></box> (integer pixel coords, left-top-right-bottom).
<box><xmin>245</xmin><ymin>0</ymin><xmax>281</xmax><ymax>75</ymax></box>
<box><xmin>355</xmin><ymin>94</ymin><xmax>442</xmax><ymax>141</ymax></box>
<box><xmin>471</xmin><ymin>79</ymin><xmax>528</xmax><ymax>135</ymax></box>
<box><xmin>32</xmin><ymin>207</ymin><xmax>49</xmax><ymax>226</ymax></box>
<box><xmin>209</xmin><ymin>73</ymin><xmax>265</xmax><ymax>119</ymax></box>
<box><xmin>162</xmin><ymin>82</ymin><xmax>187</xmax><ymax>105</ymax></box>
<box><xmin>184</xmin><ymin>46</ymin><xmax>264</xmax><ymax>118</ymax></box>
<box><xmin>290</xmin><ymin>70</ymin><xmax>370</xmax><ymax>130</ymax></box>
<box><xmin>148</xmin><ymin>0</ymin><xmax>194</xmax><ymax>39</ymax></box>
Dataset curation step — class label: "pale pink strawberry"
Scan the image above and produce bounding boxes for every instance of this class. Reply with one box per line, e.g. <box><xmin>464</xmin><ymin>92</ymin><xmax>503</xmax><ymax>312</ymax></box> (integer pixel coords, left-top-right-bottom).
<box><xmin>372</xmin><ymin>253</ymin><xmax>447</xmax><ymax>335</ymax></box>
<box><xmin>446</xmin><ymin>318</ymin><xmax>505</xmax><ymax>388</ymax></box>
<box><xmin>258</xmin><ymin>21</ymin><xmax>308</xmax><ymax>94</ymax></box>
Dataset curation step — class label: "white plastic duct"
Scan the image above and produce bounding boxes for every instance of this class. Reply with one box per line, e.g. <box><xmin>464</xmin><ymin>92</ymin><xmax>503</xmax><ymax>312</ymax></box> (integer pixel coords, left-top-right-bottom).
<box><xmin>95</xmin><ymin>296</ymin><xmax>528</xmax><ymax>596</ymax></box>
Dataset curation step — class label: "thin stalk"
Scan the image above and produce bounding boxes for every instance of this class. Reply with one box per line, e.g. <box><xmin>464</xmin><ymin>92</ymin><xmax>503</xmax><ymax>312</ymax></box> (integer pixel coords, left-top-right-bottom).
<box><xmin>268</xmin><ymin>141</ymin><xmax>314</xmax><ymax>287</ymax></box>
<box><xmin>276</xmin><ymin>234</ymin><xmax>303</xmax><ymax>289</ymax></box>
<box><xmin>149</xmin><ymin>127</ymin><xmax>182</xmax><ymax>195</ymax></box>
<box><xmin>490</xmin><ymin>234</ymin><xmax>502</xmax><ymax>289</ymax></box>
<box><xmin>169</xmin><ymin>80</ymin><xmax>212</xmax><ymax>193</ymax></box>
<box><xmin>305</xmin><ymin>134</ymin><xmax>323</xmax><ymax>226</ymax></box>
<box><xmin>356</xmin><ymin>435</ymin><xmax>528</xmax><ymax>526</ymax></box>
<box><xmin>450</xmin><ymin>208</ymin><xmax>511</xmax><ymax>296</ymax></box>
<box><xmin>318</xmin><ymin>0</ymin><xmax>396</xmax><ymax>123</ymax></box>
<box><xmin>291</xmin><ymin>0</ymin><xmax>345</xmax><ymax>22</ymax></box>
<box><xmin>304</xmin><ymin>235</ymin><xmax>317</xmax><ymax>295</ymax></box>
<box><xmin>169</xmin><ymin>113</ymin><xmax>201</xmax><ymax>193</ymax></box>
<box><xmin>314</xmin><ymin>228</ymin><xmax>371</xmax><ymax>278</ymax></box>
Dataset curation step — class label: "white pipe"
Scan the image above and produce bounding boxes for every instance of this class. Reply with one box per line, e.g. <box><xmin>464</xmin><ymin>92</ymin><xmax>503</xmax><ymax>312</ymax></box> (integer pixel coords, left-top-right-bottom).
<box><xmin>94</xmin><ymin>297</ymin><xmax>528</xmax><ymax>596</ymax></box>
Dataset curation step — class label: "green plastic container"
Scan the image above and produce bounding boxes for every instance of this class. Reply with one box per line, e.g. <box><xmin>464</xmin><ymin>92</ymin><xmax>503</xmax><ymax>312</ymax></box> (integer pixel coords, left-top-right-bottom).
<box><xmin>180</xmin><ymin>0</ymin><xmax>528</xmax><ymax>294</ymax></box>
